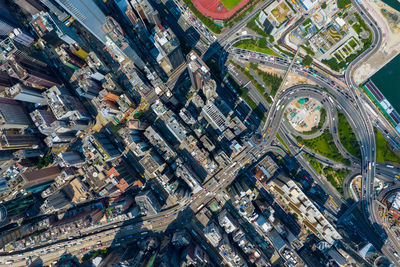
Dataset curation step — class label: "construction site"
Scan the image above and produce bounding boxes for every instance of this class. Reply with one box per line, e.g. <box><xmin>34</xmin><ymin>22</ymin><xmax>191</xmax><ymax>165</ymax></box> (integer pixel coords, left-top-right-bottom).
<box><xmin>284</xmin><ymin>97</ymin><xmax>323</xmax><ymax>133</ymax></box>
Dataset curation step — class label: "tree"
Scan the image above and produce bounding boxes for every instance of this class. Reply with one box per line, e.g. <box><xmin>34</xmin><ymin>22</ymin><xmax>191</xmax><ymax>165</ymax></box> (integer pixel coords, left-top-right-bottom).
<box><xmin>302</xmin><ymin>55</ymin><xmax>313</xmax><ymax>66</ymax></box>
<box><xmin>321</xmin><ymin>2</ymin><xmax>327</xmax><ymax>9</ymax></box>
<box><xmin>337</xmin><ymin>0</ymin><xmax>351</xmax><ymax>9</ymax></box>
<box><xmin>257</xmin><ymin>38</ymin><xmax>267</xmax><ymax>48</ymax></box>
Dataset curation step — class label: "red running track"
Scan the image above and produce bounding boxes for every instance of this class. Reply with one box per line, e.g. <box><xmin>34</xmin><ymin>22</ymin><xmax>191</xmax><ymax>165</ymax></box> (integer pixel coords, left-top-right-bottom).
<box><xmin>192</xmin><ymin>0</ymin><xmax>250</xmax><ymax>20</ymax></box>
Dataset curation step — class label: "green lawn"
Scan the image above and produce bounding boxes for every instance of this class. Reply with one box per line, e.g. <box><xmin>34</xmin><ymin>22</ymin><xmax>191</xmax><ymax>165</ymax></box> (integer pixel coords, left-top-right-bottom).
<box><xmin>304</xmin><ymin>154</ymin><xmax>349</xmax><ymax>195</ymax></box>
<box><xmin>220</xmin><ymin>0</ymin><xmax>243</xmax><ymax>10</ymax></box>
<box><xmin>337</xmin><ymin>112</ymin><xmax>361</xmax><ymax>158</ymax></box>
<box><xmin>324</xmin><ymin>167</ymin><xmax>350</xmax><ymax>195</ymax></box>
<box><xmin>296</xmin><ymin>130</ymin><xmax>350</xmax><ymax>165</ymax></box>
<box><xmin>304</xmin><ymin>154</ymin><xmax>323</xmax><ymax>174</ymax></box>
<box><xmin>375</xmin><ymin>127</ymin><xmax>400</xmax><ymax>163</ymax></box>
<box><xmin>233</xmin><ymin>40</ymin><xmax>280</xmax><ymax>57</ymax></box>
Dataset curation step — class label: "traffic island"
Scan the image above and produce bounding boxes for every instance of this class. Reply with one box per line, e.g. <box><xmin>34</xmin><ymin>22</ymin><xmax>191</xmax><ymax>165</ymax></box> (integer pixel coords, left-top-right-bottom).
<box><xmin>375</xmin><ymin>127</ymin><xmax>400</xmax><ymax>164</ymax></box>
<box><xmin>294</xmin><ymin>130</ymin><xmax>350</xmax><ymax>166</ymax></box>
<box><xmin>337</xmin><ymin>112</ymin><xmax>361</xmax><ymax>159</ymax></box>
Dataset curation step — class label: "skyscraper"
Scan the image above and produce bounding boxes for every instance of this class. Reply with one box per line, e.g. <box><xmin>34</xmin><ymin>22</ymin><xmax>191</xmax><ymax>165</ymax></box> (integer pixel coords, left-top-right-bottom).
<box><xmin>0</xmin><ymin>71</ymin><xmax>16</xmax><ymax>91</ymax></box>
<box><xmin>39</xmin><ymin>0</ymin><xmax>70</xmax><ymax>22</ymax></box>
<box><xmin>54</xmin><ymin>0</ymin><xmax>108</xmax><ymax>44</ymax></box>
<box><xmin>153</xmin><ymin>27</ymin><xmax>185</xmax><ymax>76</ymax></box>
<box><xmin>187</xmin><ymin>51</ymin><xmax>216</xmax><ymax>99</ymax></box>
<box><xmin>8</xmin><ymin>28</ymin><xmax>34</xmax><ymax>47</ymax></box>
<box><xmin>0</xmin><ymin>16</ymin><xmax>33</xmax><ymax>47</ymax></box>
<box><xmin>0</xmin><ymin>98</ymin><xmax>31</xmax><ymax>130</ymax></box>
<box><xmin>102</xmin><ymin>16</ymin><xmax>145</xmax><ymax>70</ymax></box>
<box><xmin>1</xmin><ymin>55</ymin><xmax>60</xmax><ymax>88</ymax></box>
<box><xmin>0</xmin><ymin>133</ymin><xmax>39</xmax><ymax>150</ymax></box>
<box><xmin>4</xmin><ymin>83</ymin><xmax>46</xmax><ymax>105</ymax></box>
<box><xmin>0</xmin><ymin>16</ymin><xmax>15</xmax><ymax>37</ymax></box>
<box><xmin>0</xmin><ymin>38</ymin><xmax>60</xmax><ymax>88</ymax></box>
<box><xmin>187</xmin><ymin>51</ymin><xmax>211</xmax><ymax>90</ymax></box>
<box><xmin>135</xmin><ymin>190</ymin><xmax>162</xmax><ymax>215</ymax></box>
<box><xmin>14</xmin><ymin>0</ymin><xmax>45</xmax><ymax>15</ymax></box>
<box><xmin>125</xmin><ymin>6</ymin><xmax>138</xmax><ymax>27</ymax></box>
<box><xmin>30</xmin><ymin>12</ymin><xmax>82</xmax><ymax>46</ymax></box>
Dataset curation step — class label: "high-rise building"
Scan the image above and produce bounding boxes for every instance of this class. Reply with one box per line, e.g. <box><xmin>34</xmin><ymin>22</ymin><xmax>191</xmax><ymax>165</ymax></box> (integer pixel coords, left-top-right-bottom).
<box><xmin>0</xmin><ymin>98</ymin><xmax>31</xmax><ymax>129</ymax></box>
<box><xmin>153</xmin><ymin>27</ymin><xmax>184</xmax><ymax>76</ymax></box>
<box><xmin>31</xmin><ymin>12</ymin><xmax>82</xmax><ymax>46</ymax></box>
<box><xmin>4</xmin><ymin>83</ymin><xmax>46</xmax><ymax>104</ymax></box>
<box><xmin>20</xmin><ymin>166</ymin><xmax>61</xmax><ymax>190</ymax></box>
<box><xmin>135</xmin><ymin>190</ymin><xmax>161</xmax><ymax>215</ymax></box>
<box><xmin>102</xmin><ymin>16</ymin><xmax>145</xmax><ymax>70</ymax></box>
<box><xmin>201</xmin><ymin>101</ymin><xmax>230</xmax><ymax>132</ymax></box>
<box><xmin>130</xmin><ymin>0</ymin><xmax>160</xmax><ymax>29</ymax></box>
<box><xmin>181</xmin><ymin>243</ymin><xmax>210</xmax><ymax>265</ymax></box>
<box><xmin>58</xmin><ymin>151</ymin><xmax>84</xmax><ymax>167</ymax></box>
<box><xmin>125</xmin><ymin>6</ymin><xmax>138</xmax><ymax>27</ymax></box>
<box><xmin>1</xmin><ymin>55</ymin><xmax>60</xmax><ymax>88</ymax></box>
<box><xmin>8</xmin><ymin>28</ymin><xmax>34</xmax><ymax>47</ymax></box>
<box><xmin>0</xmin><ymin>133</ymin><xmax>39</xmax><ymax>150</ymax></box>
<box><xmin>0</xmin><ymin>71</ymin><xmax>16</xmax><ymax>91</ymax></box>
<box><xmin>0</xmin><ymin>16</ymin><xmax>33</xmax><ymax>47</ymax></box>
<box><xmin>92</xmin><ymin>132</ymin><xmax>121</xmax><ymax>161</ymax></box>
<box><xmin>39</xmin><ymin>0</ymin><xmax>70</xmax><ymax>22</ymax></box>
<box><xmin>54</xmin><ymin>0</ymin><xmax>107</xmax><ymax>44</ymax></box>
<box><xmin>172</xmin><ymin>229</ymin><xmax>191</xmax><ymax>246</ymax></box>
<box><xmin>218</xmin><ymin>209</ymin><xmax>238</xmax><ymax>234</ymax></box>
<box><xmin>0</xmin><ymin>16</ymin><xmax>14</xmax><ymax>37</ymax></box>
<box><xmin>14</xmin><ymin>0</ymin><xmax>45</xmax><ymax>15</ymax></box>
<box><xmin>13</xmin><ymin>149</ymin><xmax>44</xmax><ymax>160</ymax></box>
<box><xmin>187</xmin><ymin>51</ymin><xmax>216</xmax><ymax>99</ymax></box>
<box><xmin>0</xmin><ymin>39</ymin><xmax>60</xmax><ymax>88</ymax></box>
<box><xmin>76</xmin><ymin>78</ymin><xmax>101</xmax><ymax>99</ymax></box>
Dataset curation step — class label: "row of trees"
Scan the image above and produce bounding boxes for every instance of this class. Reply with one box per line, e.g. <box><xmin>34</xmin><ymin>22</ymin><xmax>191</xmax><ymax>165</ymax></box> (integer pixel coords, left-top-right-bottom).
<box><xmin>226</xmin><ymin>75</ymin><xmax>266</xmax><ymax>121</ymax></box>
<box><xmin>181</xmin><ymin>0</ymin><xmax>221</xmax><ymax>33</ymax></box>
<box><xmin>249</xmin><ymin>63</ymin><xmax>282</xmax><ymax>96</ymax></box>
<box><xmin>232</xmin><ymin>61</ymin><xmax>273</xmax><ymax>104</ymax></box>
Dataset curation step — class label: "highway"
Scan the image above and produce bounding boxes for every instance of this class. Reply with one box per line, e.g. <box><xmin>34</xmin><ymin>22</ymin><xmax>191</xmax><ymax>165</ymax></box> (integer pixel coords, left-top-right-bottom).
<box><xmin>5</xmin><ymin>0</ymin><xmax>400</xmax><ymax>265</ymax></box>
<box><xmin>228</xmin><ymin>28</ymin><xmax>400</xmax><ymax>261</ymax></box>
<box><xmin>342</xmin><ymin>0</ymin><xmax>400</xmax><ymax>263</ymax></box>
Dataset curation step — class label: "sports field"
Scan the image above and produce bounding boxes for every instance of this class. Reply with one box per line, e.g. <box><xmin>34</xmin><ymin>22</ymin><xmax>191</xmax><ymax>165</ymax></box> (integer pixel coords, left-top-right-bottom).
<box><xmin>220</xmin><ymin>0</ymin><xmax>243</xmax><ymax>10</ymax></box>
<box><xmin>193</xmin><ymin>0</ymin><xmax>249</xmax><ymax>20</ymax></box>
